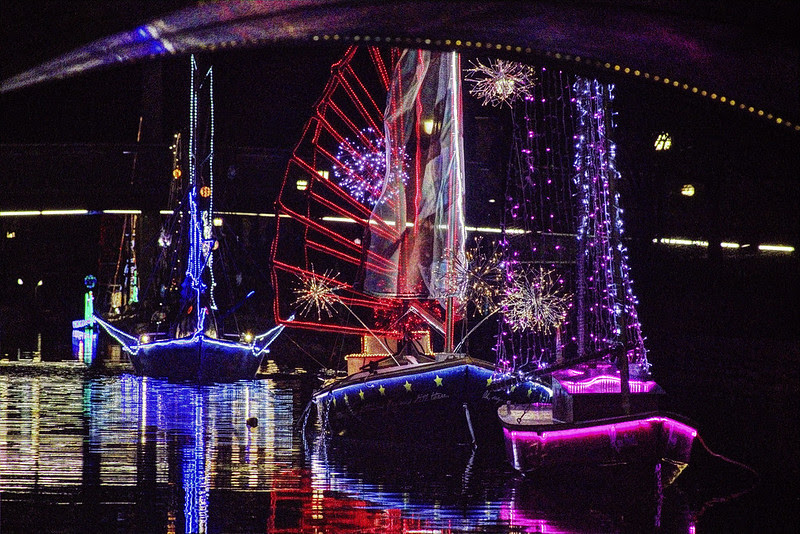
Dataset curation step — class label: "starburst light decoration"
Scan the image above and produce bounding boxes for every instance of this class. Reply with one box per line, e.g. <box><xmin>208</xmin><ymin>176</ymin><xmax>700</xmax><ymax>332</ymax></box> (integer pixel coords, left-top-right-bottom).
<box><xmin>465</xmin><ymin>59</ymin><xmax>536</xmax><ymax>108</ymax></box>
<box><xmin>502</xmin><ymin>268</ymin><xmax>572</xmax><ymax>332</ymax></box>
<box><xmin>453</xmin><ymin>239</ymin><xmax>505</xmax><ymax>316</ymax></box>
<box><xmin>292</xmin><ymin>268</ymin><xmax>345</xmax><ymax>321</ymax></box>
<box><xmin>334</xmin><ymin>127</ymin><xmax>410</xmax><ymax>207</ymax></box>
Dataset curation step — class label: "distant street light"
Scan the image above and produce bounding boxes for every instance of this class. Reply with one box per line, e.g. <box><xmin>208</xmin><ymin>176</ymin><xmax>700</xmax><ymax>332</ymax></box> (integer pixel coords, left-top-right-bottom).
<box><xmin>654</xmin><ymin>132</ymin><xmax>672</xmax><ymax>151</ymax></box>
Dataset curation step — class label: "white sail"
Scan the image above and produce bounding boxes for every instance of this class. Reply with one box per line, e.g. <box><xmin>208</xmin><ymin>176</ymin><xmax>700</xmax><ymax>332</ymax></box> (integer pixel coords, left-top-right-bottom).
<box><xmin>364</xmin><ymin>49</ymin><xmax>466</xmax><ymax>303</ymax></box>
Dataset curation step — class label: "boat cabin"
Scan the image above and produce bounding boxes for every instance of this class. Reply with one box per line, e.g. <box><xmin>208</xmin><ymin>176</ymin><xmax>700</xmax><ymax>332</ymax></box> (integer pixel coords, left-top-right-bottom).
<box><xmin>551</xmin><ymin>362</ymin><xmax>665</xmax><ymax>423</ymax></box>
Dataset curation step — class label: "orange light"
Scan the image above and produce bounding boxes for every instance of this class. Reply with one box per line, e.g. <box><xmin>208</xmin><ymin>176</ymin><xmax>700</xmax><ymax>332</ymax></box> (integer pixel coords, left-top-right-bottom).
<box><xmin>173</xmin><ymin>168</ymin><xmax>182</xmax><ymax>179</ymax></box>
<box><xmin>199</xmin><ymin>186</ymin><xmax>211</xmax><ymax>198</ymax></box>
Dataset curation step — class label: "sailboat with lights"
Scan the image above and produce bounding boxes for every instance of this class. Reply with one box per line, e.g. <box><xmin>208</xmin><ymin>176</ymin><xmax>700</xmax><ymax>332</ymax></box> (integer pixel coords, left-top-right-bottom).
<box><xmin>271</xmin><ymin>46</ymin><xmax>549</xmax><ymax>445</ymax></box>
<box><xmin>487</xmin><ymin>69</ymin><xmax>697</xmax><ymax>482</ymax></box>
<box><xmin>94</xmin><ymin>56</ymin><xmax>285</xmax><ymax>382</ymax></box>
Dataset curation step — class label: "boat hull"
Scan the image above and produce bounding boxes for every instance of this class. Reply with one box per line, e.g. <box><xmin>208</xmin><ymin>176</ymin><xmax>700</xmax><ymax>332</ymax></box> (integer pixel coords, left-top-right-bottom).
<box><xmin>129</xmin><ymin>335</ymin><xmax>265</xmax><ymax>382</ymax></box>
<box><xmin>500</xmin><ymin>406</ymin><xmax>697</xmax><ymax>484</ymax></box>
<box><xmin>313</xmin><ymin>357</ymin><xmax>549</xmax><ymax>446</ymax></box>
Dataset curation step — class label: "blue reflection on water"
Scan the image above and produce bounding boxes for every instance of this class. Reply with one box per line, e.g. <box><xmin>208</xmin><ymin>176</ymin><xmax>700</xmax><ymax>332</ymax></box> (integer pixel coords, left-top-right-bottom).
<box><xmin>1</xmin><ymin>369</ymin><xmax>303</xmax><ymax>532</ymax></box>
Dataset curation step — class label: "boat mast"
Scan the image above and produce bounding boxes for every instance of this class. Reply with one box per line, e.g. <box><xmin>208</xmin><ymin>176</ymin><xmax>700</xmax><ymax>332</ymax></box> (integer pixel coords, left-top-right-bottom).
<box><xmin>186</xmin><ymin>56</ymin><xmax>216</xmax><ymax>334</ymax></box>
<box><xmin>445</xmin><ymin>50</ymin><xmax>464</xmax><ymax>353</ymax></box>
<box><xmin>602</xmin><ymin>88</ymin><xmax>631</xmax><ymax>413</ymax></box>
<box><xmin>574</xmin><ymin>78</ymin><xmax>630</xmax><ymax>412</ymax></box>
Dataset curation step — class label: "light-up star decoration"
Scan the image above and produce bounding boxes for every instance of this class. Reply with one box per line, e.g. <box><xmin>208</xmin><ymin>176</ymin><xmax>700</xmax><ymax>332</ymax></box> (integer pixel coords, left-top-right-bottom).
<box><xmin>465</xmin><ymin>59</ymin><xmax>536</xmax><ymax>108</ymax></box>
<box><xmin>292</xmin><ymin>267</ymin><xmax>345</xmax><ymax>321</ymax></box>
<box><xmin>502</xmin><ymin>268</ymin><xmax>572</xmax><ymax>332</ymax></box>
<box><xmin>334</xmin><ymin>127</ymin><xmax>410</xmax><ymax>207</ymax></box>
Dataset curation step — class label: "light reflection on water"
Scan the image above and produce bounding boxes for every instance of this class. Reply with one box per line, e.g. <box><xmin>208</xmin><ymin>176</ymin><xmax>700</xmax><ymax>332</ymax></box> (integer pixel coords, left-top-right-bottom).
<box><xmin>1</xmin><ymin>367</ymin><xmax>700</xmax><ymax>532</ymax></box>
<box><xmin>1</xmin><ymin>368</ymin><xmax>308</xmax><ymax>532</ymax></box>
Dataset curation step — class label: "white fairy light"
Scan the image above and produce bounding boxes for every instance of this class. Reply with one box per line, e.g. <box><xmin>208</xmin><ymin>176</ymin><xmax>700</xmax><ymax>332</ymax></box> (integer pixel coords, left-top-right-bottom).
<box><xmin>334</xmin><ymin>127</ymin><xmax>410</xmax><ymax>206</ymax></box>
<box><xmin>502</xmin><ymin>268</ymin><xmax>572</xmax><ymax>332</ymax></box>
<box><xmin>453</xmin><ymin>239</ymin><xmax>505</xmax><ymax>316</ymax></box>
<box><xmin>465</xmin><ymin>59</ymin><xmax>536</xmax><ymax>108</ymax></box>
<box><xmin>293</xmin><ymin>268</ymin><xmax>345</xmax><ymax>320</ymax></box>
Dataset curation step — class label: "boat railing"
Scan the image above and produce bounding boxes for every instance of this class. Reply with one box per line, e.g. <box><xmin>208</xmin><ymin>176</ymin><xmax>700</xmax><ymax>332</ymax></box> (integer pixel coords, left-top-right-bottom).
<box><xmin>434</xmin><ymin>352</ymin><xmax>466</xmax><ymax>362</ymax></box>
<box><xmin>140</xmin><ymin>332</ymin><xmax>170</xmax><ymax>342</ymax></box>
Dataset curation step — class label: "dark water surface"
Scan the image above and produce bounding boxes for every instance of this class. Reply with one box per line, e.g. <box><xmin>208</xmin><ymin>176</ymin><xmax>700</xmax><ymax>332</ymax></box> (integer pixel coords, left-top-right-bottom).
<box><xmin>1</xmin><ymin>338</ymin><xmax>796</xmax><ymax>533</ymax></box>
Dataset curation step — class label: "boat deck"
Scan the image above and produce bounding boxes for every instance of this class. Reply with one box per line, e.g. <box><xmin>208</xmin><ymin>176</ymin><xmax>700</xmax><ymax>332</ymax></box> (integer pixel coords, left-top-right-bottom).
<box><xmin>316</xmin><ymin>353</ymin><xmax>494</xmax><ymax>393</ymax></box>
<box><xmin>498</xmin><ymin>403</ymin><xmax>555</xmax><ymax>426</ymax></box>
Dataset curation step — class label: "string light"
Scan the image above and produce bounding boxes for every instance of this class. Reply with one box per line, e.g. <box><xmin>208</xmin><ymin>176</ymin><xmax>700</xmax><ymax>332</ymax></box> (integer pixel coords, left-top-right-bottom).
<box><xmin>334</xmin><ymin>126</ymin><xmax>410</xmax><ymax>207</ymax></box>
<box><xmin>492</xmin><ymin>66</ymin><xmax>649</xmax><ymax>375</ymax></box>
<box><xmin>572</xmin><ymin>77</ymin><xmax>647</xmax><ymax>365</ymax></box>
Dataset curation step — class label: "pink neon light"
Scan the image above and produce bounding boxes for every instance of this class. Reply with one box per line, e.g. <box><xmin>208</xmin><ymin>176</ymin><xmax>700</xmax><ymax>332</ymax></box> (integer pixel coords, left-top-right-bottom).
<box><xmin>559</xmin><ymin>375</ymin><xmax>659</xmax><ymax>394</ymax></box>
<box><xmin>650</xmin><ymin>416</ymin><xmax>698</xmax><ymax>438</ymax></box>
<box><xmin>510</xmin><ymin>416</ymin><xmax>697</xmax><ymax>443</ymax></box>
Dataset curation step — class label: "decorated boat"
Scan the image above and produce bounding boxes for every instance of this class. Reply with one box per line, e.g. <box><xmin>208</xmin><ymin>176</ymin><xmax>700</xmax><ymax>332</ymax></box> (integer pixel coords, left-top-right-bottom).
<box><xmin>93</xmin><ymin>56</ymin><xmax>285</xmax><ymax>382</ymax></box>
<box><xmin>486</xmin><ymin>71</ymin><xmax>697</xmax><ymax>481</ymax></box>
<box><xmin>498</xmin><ymin>362</ymin><xmax>697</xmax><ymax>484</ymax></box>
<box><xmin>271</xmin><ymin>46</ymin><xmax>549</xmax><ymax>446</ymax></box>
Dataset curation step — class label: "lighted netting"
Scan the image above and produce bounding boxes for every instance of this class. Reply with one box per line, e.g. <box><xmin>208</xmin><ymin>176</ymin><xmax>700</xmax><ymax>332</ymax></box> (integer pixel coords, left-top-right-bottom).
<box><xmin>487</xmin><ymin>66</ymin><xmax>648</xmax><ymax>375</ymax></box>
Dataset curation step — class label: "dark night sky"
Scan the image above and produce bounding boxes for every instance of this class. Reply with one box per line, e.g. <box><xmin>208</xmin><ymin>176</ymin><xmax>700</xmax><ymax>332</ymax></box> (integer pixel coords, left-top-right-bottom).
<box><xmin>2</xmin><ymin>2</ymin><xmax>797</xmax><ymax>158</ymax></box>
<box><xmin>0</xmin><ymin>1</ymin><xmax>343</xmax><ymax>147</ymax></box>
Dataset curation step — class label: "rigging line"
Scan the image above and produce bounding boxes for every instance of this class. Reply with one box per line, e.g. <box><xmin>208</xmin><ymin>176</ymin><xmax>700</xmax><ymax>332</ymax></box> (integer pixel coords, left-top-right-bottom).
<box><xmin>693</xmin><ymin>431</ymin><xmax>760</xmax><ymax>519</ymax></box>
<box><xmin>336</xmin><ymin>299</ymin><xmax>396</xmax><ymax>363</ymax></box>
<box><xmin>453</xmin><ymin>308</ymin><xmax>500</xmax><ymax>354</ymax></box>
<box><xmin>332</xmin><ymin>333</ymin><xmax>348</xmax><ymax>372</ymax></box>
<box><xmin>215</xmin><ymin>223</ymin><xmax>274</xmax><ymax>292</ymax></box>
<box><xmin>131</xmin><ymin>233</ymin><xmax>171</xmax><ymax>314</ymax></box>
<box><xmin>695</xmin><ymin>432</ymin><xmax>759</xmax><ymax>478</ymax></box>
<box><xmin>213</xmin><ymin>226</ymin><xmax>241</xmax><ymax>332</ymax></box>
<box><xmin>282</xmin><ymin>332</ymin><xmax>326</xmax><ymax>369</ymax></box>
<box><xmin>109</xmin><ymin>215</ymin><xmax>130</xmax><ymax>303</ymax></box>
<box><xmin>135</xmin><ymin>188</ymin><xmax>192</xmax><ymax>314</ymax></box>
